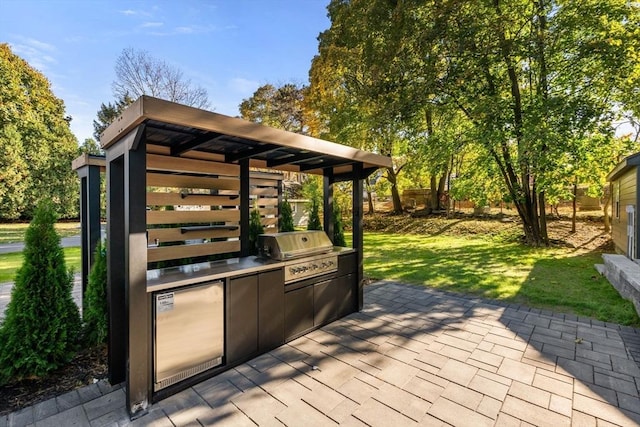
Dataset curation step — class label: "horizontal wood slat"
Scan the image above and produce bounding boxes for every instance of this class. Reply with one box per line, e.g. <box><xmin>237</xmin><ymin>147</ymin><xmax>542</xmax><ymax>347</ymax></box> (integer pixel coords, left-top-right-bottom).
<box><xmin>147</xmin><ymin>227</ymin><xmax>240</xmax><ymax>244</ymax></box>
<box><xmin>147</xmin><ymin>192</ymin><xmax>239</xmax><ymax>207</ymax></box>
<box><xmin>147</xmin><ymin>154</ymin><xmax>240</xmax><ymax>177</ymax></box>
<box><xmin>262</xmin><ymin>218</ymin><xmax>278</xmax><ymax>226</ymax></box>
<box><xmin>147</xmin><ymin>209</ymin><xmax>240</xmax><ymax>225</ymax></box>
<box><xmin>255</xmin><ymin>198</ymin><xmax>279</xmax><ymax>207</ymax></box>
<box><xmin>259</xmin><ymin>208</ymin><xmax>278</xmax><ymax>216</ymax></box>
<box><xmin>250</xmin><ymin>178</ymin><xmax>280</xmax><ymax>187</ymax></box>
<box><xmin>147</xmin><ymin>173</ymin><xmax>240</xmax><ymax>191</ymax></box>
<box><xmin>148</xmin><ymin>240</ymin><xmax>241</xmax><ymax>263</ymax></box>
<box><xmin>250</xmin><ymin>188</ymin><xmax>278</xmax><ymax>196</ymax></box>
<box><xmin>147</xmin><ymin>144</ymin><xmax>226</xmax><ymax>162</ymax></box>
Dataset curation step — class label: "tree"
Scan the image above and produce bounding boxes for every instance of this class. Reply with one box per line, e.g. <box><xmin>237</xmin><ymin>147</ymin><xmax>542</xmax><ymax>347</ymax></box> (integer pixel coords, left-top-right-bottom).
<box><xmin>279</xmin><ymin>199</ymin><xmax>295</xmax><ymax>232</ymax></box>
<box><xmin>302</xmin><ymin>176</ymin><xmax>323</xmax><ymax>230</ymax></box>
<box><xmin>240</xmin><ymin>83</ymin><xmax>307</xmax><ymax>133</ymax></box>
<box><xmin>112</xmin><ymin>48</ymin><xmax>210</xmax><ymax>109</ymax></box>
<box><xmin>427</xmin><ymin>0</ymin><xmax>638</xmax><ymax>244</ymax></box>
<box><xmin>83</xmin><ymin>240</ymin><xmax>108</xmax><ymax>346</ymax></box>
<box><xmin>0</xmin><ymin>200</ymin><xmax>81</xmax><ymax>384</ymax></box>
<box><xmin>92</xmin><ymin>95</ymin><xmax>133</xmax><ymax>141</ymax></box>
<box><xmin>0</xmin><ymin>44</ymin><xmax>79</xmax><ymax>219</ymax></box>
<box><xmin>332</xmin><ymin>204</ymin><xmax>346</xmax><ymax>246</ymax></box>
<box><xmin>78</xmin><ymin>138</ymin><xmax>103</xmax><ymax>155</ymax></box>
<box><xmin>313</xmin><ymin>0</ymin><xmax>638</xmax><ymax>245</ymax></box>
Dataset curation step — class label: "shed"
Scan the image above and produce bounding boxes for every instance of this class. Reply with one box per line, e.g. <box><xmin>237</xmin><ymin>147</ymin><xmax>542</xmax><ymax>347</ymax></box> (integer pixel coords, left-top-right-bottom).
<box><xmin>91</xmin><ymin>96</ymin><xmax>391</xmax><ymax>418</ymax></box>
<box><xmin>607</xmin><ymin>152</ymin><xmax>640</xmax><ymax>258</ymax></box>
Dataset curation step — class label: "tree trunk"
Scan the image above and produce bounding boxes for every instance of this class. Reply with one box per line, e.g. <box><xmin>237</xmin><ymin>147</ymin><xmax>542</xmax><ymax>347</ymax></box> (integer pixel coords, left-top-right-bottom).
<box><xmin>365</xmin><ymin>177</ymin><xmax>375</xmax><ymax>214</ymax></box>
<box><xmin>603</xmin><ymin>192</ymin><xmax>611</xmax><ymax>233</ymax></box>
<box><xmin>437</xmin><ymin>171</ymin><xmax>447</xmax><ymax>210</ymax></box>
<box><xmin>571</xmin><ymin>180</ymin><xmax>577</xmax><ymax>233</ymax></box>
<box><xmin>538</xmin><ymin>191</ymin><xmax>548</xmax><ymax>243</ymax></box>
<box><xmin>387</xmin><ymin>167</ymin><xmax>403</xmax><ymax>214</ymax></box>
<box><xmin>430</xmin><ymin>174</ymin><xmax>438</xmax><ymax>210</ymax></box>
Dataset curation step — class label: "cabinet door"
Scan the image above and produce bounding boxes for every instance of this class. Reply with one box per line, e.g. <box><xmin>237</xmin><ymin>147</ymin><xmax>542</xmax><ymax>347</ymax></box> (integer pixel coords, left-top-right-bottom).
<box><xmin>314</xmin><ymin>279</ymin><xmax>337</xmax><ymax>326</ymax></box>
<box><xmin>284</xmin><ymin>286</ymin><xmax>314</xmax><ymax>341</ymax></box>
<box><xmin>226</xmin><ymin>275</ymin><xmax>258</xmax><ymax>364</ymax></box>
<box><xmin>336</xmin><ymin>274</ymin><xmax>356</xmax><ymax>318</ymax></box>
<box><xmin>258</xmin><ymin>269</ymin><xmax>284</xmax><ymax>352</ymax></box>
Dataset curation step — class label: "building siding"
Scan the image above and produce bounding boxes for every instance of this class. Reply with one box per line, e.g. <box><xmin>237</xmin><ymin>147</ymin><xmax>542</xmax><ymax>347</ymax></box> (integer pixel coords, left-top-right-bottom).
<box><xmin>611</xmin><ymin>168</ymin><xmax>637</xmax><ymax>256</ymax></box>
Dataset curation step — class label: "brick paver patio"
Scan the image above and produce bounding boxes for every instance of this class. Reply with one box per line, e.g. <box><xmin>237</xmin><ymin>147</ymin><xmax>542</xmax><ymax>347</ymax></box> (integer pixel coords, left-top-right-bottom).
<box><xmin>2</xmin><ymin>280</ymin><xmax>640</xmax><ymax>426</ymax></box>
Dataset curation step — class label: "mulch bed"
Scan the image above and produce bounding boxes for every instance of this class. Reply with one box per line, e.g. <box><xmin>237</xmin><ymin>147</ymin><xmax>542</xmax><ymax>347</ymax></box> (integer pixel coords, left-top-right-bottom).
<box><xmin>0</xmin><ymin>344</ymin><xmax>107</xmax><ymax>416</ymax></box>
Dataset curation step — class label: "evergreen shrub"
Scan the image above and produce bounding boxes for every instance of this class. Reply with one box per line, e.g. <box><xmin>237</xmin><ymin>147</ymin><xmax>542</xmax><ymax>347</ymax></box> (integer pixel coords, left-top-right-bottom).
<box><xmin>83</xmin><ymin>240</ymin><xmax>108</xmax><ymax>346</ymax></box>
<box><xmin>279</xmin><ymin>199</ymin><xmax>295</xmax><ymax>232</ymax></box>
<box><xmin>248</xmin><ymin>203</ymin><xmax>264</xmax><ymax>255</ymax></box>
<box><xmin>333</xmin><ymin>204</ymin><xmax>347</xmax><ymax>247</ymax></box>
<box><xmin>0</xmin><ymin>200</ymin><xmax>81</xmax><ymax>384</ymax></box>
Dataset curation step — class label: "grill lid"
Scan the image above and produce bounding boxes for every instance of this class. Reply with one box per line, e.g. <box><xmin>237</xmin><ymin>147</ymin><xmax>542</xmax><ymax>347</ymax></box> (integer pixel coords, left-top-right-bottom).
<box><xmin>258</xmin><ymin>230</ymin><xmax>333</xmax><ymax>260</ymax></box>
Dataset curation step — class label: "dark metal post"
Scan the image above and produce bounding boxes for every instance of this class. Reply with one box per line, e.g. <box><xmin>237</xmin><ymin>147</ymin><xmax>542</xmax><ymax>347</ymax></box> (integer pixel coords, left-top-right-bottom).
<box><xmin>124</xmin><ymin>128</ymin><xmax>149</xmax><ymax>418</ymax></box>
<box><xmin>240</xmin><ymin>159</ymin><xmax>250</xmax><ymax>256</ymax></box>
<box><xmin>76</xmin><ymin>162</ymin><xmax>101</xmax><ymax>313</ymax></box>
<box><xmin>323</xmin><ymin>169</ymin><xmax>334</xmax><ymax>242</ymax></box>
<box><xmin>352</xmin><ymin>164</ymin><xmax>364</xmax><ymax>310</ymax></box>
<box><xmin>106</xmin><ymin>147</ymin><xmax>126</xmax><ymax>386</ymax></box>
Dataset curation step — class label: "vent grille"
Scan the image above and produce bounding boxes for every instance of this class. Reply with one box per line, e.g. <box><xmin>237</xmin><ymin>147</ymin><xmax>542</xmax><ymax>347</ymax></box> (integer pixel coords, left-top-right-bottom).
<box><xmin>154</xmin><ymin>356</ymin><xmax>222</xmax><ymax>391</ymax></box>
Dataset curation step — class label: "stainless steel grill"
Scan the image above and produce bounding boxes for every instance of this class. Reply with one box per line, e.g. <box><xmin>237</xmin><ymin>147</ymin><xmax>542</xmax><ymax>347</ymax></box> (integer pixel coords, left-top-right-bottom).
<box><xmin>258</xmin><ymin>230</ymin><xmax>333</xmax><ymax>260</ymax></box>
<box><xmin>258</xmin><ymin>231</ymin><xmax>338</xmax><ymax>283</ymax></box>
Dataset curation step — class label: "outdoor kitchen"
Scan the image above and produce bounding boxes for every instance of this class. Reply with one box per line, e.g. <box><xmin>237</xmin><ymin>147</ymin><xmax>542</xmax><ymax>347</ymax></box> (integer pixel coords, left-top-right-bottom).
<box><xmin>87</xmin><ymin>95</ymin><xmax>392</xmax><ymax>418</ymax></box>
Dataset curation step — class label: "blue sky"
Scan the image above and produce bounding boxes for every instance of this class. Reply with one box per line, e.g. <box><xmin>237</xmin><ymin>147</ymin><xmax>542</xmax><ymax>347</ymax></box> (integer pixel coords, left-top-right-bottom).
<box><xmin>0</xmin><ymin>0</ymin><xmax>331</xmax><ymax>143</ymax></box>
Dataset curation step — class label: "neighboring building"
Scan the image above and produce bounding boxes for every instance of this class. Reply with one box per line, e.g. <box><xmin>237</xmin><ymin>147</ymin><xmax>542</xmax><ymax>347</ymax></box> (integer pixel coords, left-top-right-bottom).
<box><xmin>607</xmin><ymin>152</ymin><xmax>640</xmax><ymax>258</ymax></box>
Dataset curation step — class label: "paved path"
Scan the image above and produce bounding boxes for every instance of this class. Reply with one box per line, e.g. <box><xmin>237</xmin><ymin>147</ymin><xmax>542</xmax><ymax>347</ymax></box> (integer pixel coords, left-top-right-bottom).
<box><xmin>0</xmin><ymin>236</ymin><xmax>82</xmax><ymax>254</ymax></box>
<box><xmin>2</xmin><ymin>281</ymin><xmax>640</xmax><ymax>426</ymax></box>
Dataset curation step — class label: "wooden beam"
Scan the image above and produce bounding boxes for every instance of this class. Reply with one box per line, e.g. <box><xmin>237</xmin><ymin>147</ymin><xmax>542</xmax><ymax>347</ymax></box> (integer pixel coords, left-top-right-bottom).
<box><xmin>148</xmin><ymin>240</ymin><xmax>240</xmax><ymax>263</ymax></box>
<box><xmin>147</xmin><ymin>209</ymin><xmax>240</xmax><ymax>225</ymax></box>
<box><xmin>147</xmin><ymin>173</ymin><xmax>240</xmax><ymax>191</ymax></box>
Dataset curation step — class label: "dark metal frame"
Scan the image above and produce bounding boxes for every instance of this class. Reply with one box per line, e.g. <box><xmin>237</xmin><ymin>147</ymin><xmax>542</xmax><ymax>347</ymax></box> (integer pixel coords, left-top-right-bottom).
<box><xmin>95</xmin><ymin>96</ymin><xmax>390</xmax><ymax>418</ymax></box>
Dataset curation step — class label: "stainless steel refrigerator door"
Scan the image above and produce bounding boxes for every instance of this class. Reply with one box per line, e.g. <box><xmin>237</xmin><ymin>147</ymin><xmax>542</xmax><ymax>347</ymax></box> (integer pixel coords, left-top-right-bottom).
<box><xmin>154</xmin><ymin>281</ymin><xmax>224</xmax><ymax>390</ymax></box>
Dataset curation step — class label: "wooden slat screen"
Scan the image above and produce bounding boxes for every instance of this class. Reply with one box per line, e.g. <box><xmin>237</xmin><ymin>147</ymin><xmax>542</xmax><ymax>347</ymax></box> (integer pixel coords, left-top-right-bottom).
<box><xmin>250</xmin><ymin>172</ymin><xmax>280</xmax><ymax>233</ymax></box>
<box><xmin>146</xmin><ymin>148</ymin><xmax>282</xmax><ymax>267</ymax></box>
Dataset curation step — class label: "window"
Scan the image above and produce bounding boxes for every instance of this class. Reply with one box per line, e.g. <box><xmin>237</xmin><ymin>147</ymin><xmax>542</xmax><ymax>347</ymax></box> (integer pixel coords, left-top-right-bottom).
<box><xmin>614</xmin><ymin>182</ymin><xmax>620</xmax><ymax>219</ymax></box>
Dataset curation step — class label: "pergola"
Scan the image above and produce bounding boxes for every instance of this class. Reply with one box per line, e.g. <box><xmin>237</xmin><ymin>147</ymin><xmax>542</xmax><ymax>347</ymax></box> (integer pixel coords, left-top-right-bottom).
<box><xmin>75</xmin><ymin>96</ymin><xmax>392</xmax><ymax>417</ymax></box>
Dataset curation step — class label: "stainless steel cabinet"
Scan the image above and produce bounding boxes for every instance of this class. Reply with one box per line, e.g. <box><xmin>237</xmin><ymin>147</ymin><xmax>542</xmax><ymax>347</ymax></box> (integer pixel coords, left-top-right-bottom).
<box><xmin>154</xmin><ymin>281</ymin><xmax>224</xmax><ymax>391</ymax></box>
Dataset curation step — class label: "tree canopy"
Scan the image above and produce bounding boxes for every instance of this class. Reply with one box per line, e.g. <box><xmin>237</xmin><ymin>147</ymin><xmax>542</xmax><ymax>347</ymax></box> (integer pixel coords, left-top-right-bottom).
<box><xmin>112</xmin><ymin>48</ymin><xmax>210</xmax><ymax>109</ymax></box>
<box><xmin>309</xmin><ymin>0</ymin><xmax>639</xmax><ymax>244</ymax></box>
<box><xmin>0</xmin><ymin>43</ymin><xmax>79</xmax><ymax>219</ymax></box>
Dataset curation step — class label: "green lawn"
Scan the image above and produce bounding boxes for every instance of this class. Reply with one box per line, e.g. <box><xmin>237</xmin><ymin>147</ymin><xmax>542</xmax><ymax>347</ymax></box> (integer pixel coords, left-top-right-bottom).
<box><xmin>360</xmin><ymin>232</ymin><xmax>640</xmax><ymax>326</ymax></box>
<box><xmin>0</xmin><ymin>222</ymin><xmax>81</xmax><ymax>244</ymax></box>
<box><xmin>0</xmin><ymin>247</ymin><xmax>81</xmax><ymax>283</ymax></box>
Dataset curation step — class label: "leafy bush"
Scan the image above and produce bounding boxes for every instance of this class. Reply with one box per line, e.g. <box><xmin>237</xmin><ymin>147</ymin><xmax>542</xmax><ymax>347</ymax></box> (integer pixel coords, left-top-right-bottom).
<box><xmin>0</xmin><ymin>200</ymin><xmax>81</xmax><ymax>384</ymax></box>
<box><xmin>83</xmin><ymin>240</ymin><xmax>108</xmax><ymax>346</ymax></box>
<box><xmin>333</xmin><ymin>204</ymin><xmax>347</xmax><ymax>246</ymax></box>
<box><xmin>248</xmin><ymin>203</ymin><xmax>264</xmax><ymax>255</ymax></box>
<box><xmin>279</xmin><ymin>199</ymin><xmax>295</xmax><ymax>232</ymax></box>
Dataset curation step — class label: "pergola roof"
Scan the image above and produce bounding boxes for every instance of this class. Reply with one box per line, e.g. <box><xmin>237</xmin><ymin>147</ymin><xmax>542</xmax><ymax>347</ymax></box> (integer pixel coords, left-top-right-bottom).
<box><xmin>100</xmin><ymin>96</ymin><xmax>392</xmax><ymax>180</ymax></box>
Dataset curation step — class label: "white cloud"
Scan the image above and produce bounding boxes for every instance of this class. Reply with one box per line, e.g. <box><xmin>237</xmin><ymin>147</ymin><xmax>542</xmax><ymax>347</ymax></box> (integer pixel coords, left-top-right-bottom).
<box><xmin>229</xmin><ymin>78</ymin><xmax>260</xmax><ymax>95</ymax></box>
<box><xmin>121</xmin><ymin>9</ymin><xmax>136</xmax><ymax>16</ymax></box>
<box><xmin>9</xmin><ymin>36</ymin><xmax>58</xmax><ymax>71</ymax></box>
<box><xmin>141</xmin><ymin>21</ymin><xmax>163</xmax><ymax>28</ymax></box>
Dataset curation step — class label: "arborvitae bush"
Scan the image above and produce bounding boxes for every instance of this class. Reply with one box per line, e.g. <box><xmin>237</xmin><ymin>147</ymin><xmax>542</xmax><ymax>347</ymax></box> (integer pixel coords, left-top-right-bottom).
<box><xmin>279</xmin><ymin>199</ymin><xmax>295</xmax><ymax>232</ymax></box>
<box><xmin>0</xmin><ymin>200</ymin><xmax>81</xmax><ymax>384</ymax></box>
<box><xmin>83</xmin><ymin>240</ymin><xmax>108</xmax><ymax>346</ymax></box>
<box><xmin>248</xmin><ymin>204</ymin><xmax>264</xmax><ymax>255</ymax></box>
<box><xmin>333</xmin><ymin>204</ymin><xmax>347</xmax><ymax>247</ymax></box>
<box><xmin>307</xmin><ymin>199</ymin><xmax>322</xmax><ymax>231</ymax></box>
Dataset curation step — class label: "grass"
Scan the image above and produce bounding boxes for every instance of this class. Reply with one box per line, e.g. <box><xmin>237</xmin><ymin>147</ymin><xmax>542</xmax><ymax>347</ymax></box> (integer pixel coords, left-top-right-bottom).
<box><xmin>0</xmin><ymin>222</ymin><xmax>80</xmax><ymax>244</ymax></box>
<box><xmin>0</xmin><ymin>247</ymin><xmax>81</xmax><ymax>283</ymax></box>
<box><xmin>359</xmin><ymin>232</ymin><xmax>640</xmax><ymax>327</ymax></box>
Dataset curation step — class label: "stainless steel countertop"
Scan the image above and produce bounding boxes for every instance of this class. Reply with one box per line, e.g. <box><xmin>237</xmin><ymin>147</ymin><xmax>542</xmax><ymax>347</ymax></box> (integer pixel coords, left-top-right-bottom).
<box><xmin>146</xmin><ymin>246</ymin><xmax>355</xmax><ymax>293</ymax></box>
